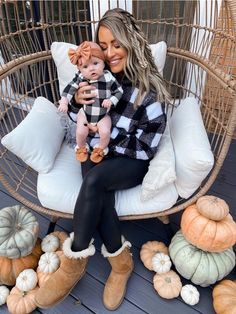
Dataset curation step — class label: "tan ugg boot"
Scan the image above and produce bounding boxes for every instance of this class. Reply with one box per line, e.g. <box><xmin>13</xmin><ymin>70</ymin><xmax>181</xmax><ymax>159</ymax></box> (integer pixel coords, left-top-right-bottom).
<box><xmin>101</xmin><ymin>237</ymin><xmax>134</xmax><ymax>310</ymax></box>
<box><xmin>35</xmin><ymin>233</ymin><xmax>95</xmax><ymax>309</ymax></box>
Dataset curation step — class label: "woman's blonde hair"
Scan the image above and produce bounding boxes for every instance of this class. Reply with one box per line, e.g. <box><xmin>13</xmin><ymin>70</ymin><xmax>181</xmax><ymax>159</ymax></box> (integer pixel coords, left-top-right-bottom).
<box><xmin>95</xmin><ymin>8</ymin><xmax>171</xmax><ymax>107</ymax></box>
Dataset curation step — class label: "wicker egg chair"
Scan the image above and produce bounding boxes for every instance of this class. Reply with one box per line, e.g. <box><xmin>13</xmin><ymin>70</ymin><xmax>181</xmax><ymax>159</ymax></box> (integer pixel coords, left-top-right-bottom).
<box><xmin>0</xmin><ymin>0</ymin><xmax>236</xmax><ymax>229</ymax></box>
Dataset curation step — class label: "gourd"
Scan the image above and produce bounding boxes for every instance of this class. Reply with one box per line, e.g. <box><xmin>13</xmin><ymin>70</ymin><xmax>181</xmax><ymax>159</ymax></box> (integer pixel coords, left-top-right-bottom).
<box><xmin>37</xmin><ymin>252</ymin><xmax>60</xmax><ymax>287</ymax></box>
<box><xmin>41</xmin><ymin>234</ymin><xmax>60</xmax><ymax>252</ymax></box>
<box><xmin>140</xmin><ymin>241</ymin><xmax>168</xmax><ymax>270</ymax></box>
<box><xmin>153</xmin><ymin>270</ymin><xmax>182</xmax><ymax>299</ymax></box>
<box><xmin>6</xmin><ymin>286</ymin><xmax>39</xmax><ymax>314</ymax></box>
<box><xmin>181</xmin><ymin>204</ymin><xmax>236</xmax><ymax>252</ymax></box>
<box><xmin>0</xmin><ymin>205</ymin><xmax>39</xmax><ymax>258</ymax></box>
<box><xmin>196</xmin><ymin>195</ymin><xmax>229</xmax><ymax>221</ymax></box>
<box><xmin>16</xmin><ymin>269</ymin><xmax>38</xmax><ymax>292</ymax></box>
<box><xmin>213</xmin><ymin>280</ymin><xmax>236</xmax><ymax>314</ymax></box>
<box><xmin>152</xmin><ymin>253</ymin><xmax>172</xmax><ymax>274</ymax></box>
<box><xmin>0</xmin><ymin>285</ymin><xmax>10</xmax><ymax>306</ymax></box>
<box><xmin>0</xmin><ymin>239</ymin><xmax>42</xmax><ymax>286</ymax></box>
<box><xmin>169</xmin><ymin>230</ymin><xmax>235</xmax><ymax>287</ymax></box>
<box><xmin>180</xmin><ymin>284</ymin><xmax>200</xmax><ymax>305</ymax></box>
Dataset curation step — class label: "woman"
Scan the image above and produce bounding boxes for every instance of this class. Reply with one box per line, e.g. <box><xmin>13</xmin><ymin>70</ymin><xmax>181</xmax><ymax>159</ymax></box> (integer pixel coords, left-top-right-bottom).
<box><xmin>35</xmin><ymin>8</ymin><xmax>170</xmax><ymax>311</ymax></box>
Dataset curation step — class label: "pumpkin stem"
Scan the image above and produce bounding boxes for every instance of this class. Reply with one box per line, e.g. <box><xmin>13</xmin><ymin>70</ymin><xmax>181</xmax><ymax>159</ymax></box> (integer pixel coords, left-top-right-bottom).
<box><xmin>22</xmin><ymin>291</ymin><xmax>27</xmax><ymax>297</ymax></box>
<box><xmin>165</xmin><ymin>277</ymin><xmax>171</xmax><ymax>283</ymax></box>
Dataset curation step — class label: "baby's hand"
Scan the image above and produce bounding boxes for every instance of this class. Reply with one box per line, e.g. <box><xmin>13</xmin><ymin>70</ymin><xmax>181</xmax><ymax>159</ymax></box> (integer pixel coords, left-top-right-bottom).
<box><xmin>102</xmin><ymin>99</ymin><xmax>112</xmax><ymax>109</ymax></box>
<box><xmin>58</xmin><ymin>97</ymin><xmax>69</xmax><ymax>113</ymax></box>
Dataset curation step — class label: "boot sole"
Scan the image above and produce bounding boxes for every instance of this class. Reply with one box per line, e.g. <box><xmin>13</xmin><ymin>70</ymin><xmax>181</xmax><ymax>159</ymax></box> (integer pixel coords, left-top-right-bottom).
<box><xmin>103</xmin><ymin>267</ymin><xmax>133</xmax><ymax>311</ymax></box>
<box><xmin>35</xmin><ymin>268</ymin><xmax>86</xmax><ymax>309</ymax></box>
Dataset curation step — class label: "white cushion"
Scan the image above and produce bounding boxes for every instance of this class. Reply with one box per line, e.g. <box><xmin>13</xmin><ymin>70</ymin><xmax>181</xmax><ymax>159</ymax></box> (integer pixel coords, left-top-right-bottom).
<box><xmin>170</xmin><ymin>97</ymin><xmax>214</xmax><ymax>198</ymax></box>
<box><xmin>141</xmin><ymin>122</ymin><xmax>176</xmax><ymax>201</ymax></box>
<box><xmin>51</xmin><ymin>41</ymin><xmax>167</xmax><ymax>95</ymax></box>
<box><xmin>1</xmin><ymin>97</ymin><xmax>65</xmax><ymax>174</ymax></box>
<box><xmin>37</xmin><ymin>142</ymin><xmax>178</xmax><ymax>216</ymax></box>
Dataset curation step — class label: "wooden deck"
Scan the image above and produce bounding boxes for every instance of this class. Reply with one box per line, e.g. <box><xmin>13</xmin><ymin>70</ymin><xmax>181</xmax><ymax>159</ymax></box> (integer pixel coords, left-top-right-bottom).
<box><xmin>0</xmin><ymin>141</ymin><xmax>236</xmax><ymax>314</ymax></box>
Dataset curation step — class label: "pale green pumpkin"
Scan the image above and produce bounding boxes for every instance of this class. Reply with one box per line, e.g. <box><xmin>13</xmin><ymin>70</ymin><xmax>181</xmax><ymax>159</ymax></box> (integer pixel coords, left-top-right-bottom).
<box><xmin>169</xmin><ymin>230</ymin><xmax>235</xmax><ymax>287</ymax></box>
<box><xmin>0</xmin><ymin>205</ymin><xmax>39</xmax><ymax>258</ymax></box>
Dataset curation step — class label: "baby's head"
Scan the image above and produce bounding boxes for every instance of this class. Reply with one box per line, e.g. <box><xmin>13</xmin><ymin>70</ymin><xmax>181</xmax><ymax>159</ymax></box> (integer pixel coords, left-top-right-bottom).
<box><xmin>68</xmin><ymin>41</ymin><xmax>105</xmax><ymax>80</ymax></box>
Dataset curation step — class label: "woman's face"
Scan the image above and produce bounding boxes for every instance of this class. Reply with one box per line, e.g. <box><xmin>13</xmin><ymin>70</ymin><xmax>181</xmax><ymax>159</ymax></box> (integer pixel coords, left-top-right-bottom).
<box><xmin>98</xmin><ymin>26</ymin><xmax>127</xmax><ymax>74</ymax></box>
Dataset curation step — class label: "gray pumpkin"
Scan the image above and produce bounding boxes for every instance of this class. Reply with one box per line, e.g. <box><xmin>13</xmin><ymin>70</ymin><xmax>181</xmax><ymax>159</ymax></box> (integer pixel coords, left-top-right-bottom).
<box><xmin>169</xmin><ymin>230</ymin><xmax>235</xmax><ymax>287</ymax></box>
<box><xmin>0</xmin><ymin>205</ymin><xmax>39</xmax><ymax>258</ymax></box>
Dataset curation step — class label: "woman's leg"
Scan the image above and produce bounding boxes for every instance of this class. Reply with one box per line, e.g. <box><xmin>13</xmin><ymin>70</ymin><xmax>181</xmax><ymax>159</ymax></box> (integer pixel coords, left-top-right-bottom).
<box><xmin>98</xmin><ymin>191</ymin><xmax>122</xmax><ymax>253</ymax></box>
<box><xmin>72</xmin><ymin>156</ymin><xmax>149</xmax><ymax>251</ymax></box>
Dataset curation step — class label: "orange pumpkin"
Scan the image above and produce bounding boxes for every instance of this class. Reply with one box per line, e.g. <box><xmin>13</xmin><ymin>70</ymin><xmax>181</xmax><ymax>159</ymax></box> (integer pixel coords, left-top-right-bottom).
<box><xmin>140</xmin><ymin>241</ymin><xmax>168</xmax><ymax>270</ymax></box>
<box><xmin>196</xmin><ymin>195</ymin><xmax>229</xmax><ymax>221</ymax></box>
<box><xmin>0</xmin><ymin>239</ymin><xmax>42</xmax><ymax>286</ymax></box>
<box><xmin>153</xmin><ymin>270</ymin><xmax>182</xmax><ymax>299</ymax></box>
<box><xmin>213</xmin><ymin>280</ymin><xmax>236</xmax><ymax>314</ymax></box>
<box><xmin>181</xmin><ymin>204</ymin><xmax>236</xmax><ymax>252</ymax></box>
<box><xmin>6</xmin><ymin>286</ymin><xmax>39</xmax><ymax>314</ymax></box>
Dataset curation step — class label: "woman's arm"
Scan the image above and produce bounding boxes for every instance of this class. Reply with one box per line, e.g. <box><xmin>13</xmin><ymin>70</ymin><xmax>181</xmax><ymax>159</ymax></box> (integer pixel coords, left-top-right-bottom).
<box><xmin>110</xmin><ymin>101</ymin><xmax>166</xmax><ymax>160</ymax></box>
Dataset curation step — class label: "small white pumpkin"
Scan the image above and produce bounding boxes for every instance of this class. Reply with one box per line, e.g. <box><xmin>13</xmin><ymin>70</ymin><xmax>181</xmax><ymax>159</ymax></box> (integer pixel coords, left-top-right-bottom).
<box><xmin>38</xmin><ymin>252</ymin><xmax>60</xmax><ymax>273</ymax></box>
<box><xmin>0</xmin><ymin>285</ymin><xmax>10</xmax><ymax>305</ymax></box>
<box><xmin>16</xmin><ymin>269</ymin><xmax>38</xmax><ymax>292</ymax></box>
<box><xmin>152</xmin><ymin>253</ymin><xmax>172</xmax><ymax>274</ymax></box>
<box><xmin>181</xmin><ymin>284</ymin><xmax>200</xmax><ymax>305</ymax></box>
<box><xmin>41</xmin><ymin>234</ymin><xmax>60</xmax><ymax>253</ymax></box>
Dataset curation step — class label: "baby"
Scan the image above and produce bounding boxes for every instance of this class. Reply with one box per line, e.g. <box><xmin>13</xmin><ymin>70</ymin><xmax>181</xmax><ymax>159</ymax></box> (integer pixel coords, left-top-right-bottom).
<box><xmin>58</xmin><ymin>41</ymin><xmax>123</xmax><ymax>163</ymax></box>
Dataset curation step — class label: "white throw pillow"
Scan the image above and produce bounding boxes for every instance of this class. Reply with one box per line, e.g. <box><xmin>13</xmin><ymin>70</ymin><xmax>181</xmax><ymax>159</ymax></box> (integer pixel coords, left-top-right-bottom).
<box><xmin>50</xmin><ymin>41</ymin><xmax>167</xmax><ymax>95</ymax></box>
<box><xmin>141</xmin><ymin>122</ymin><xmax>176</xmax><ymax>201</ymax></box>
<box><xmin>1</xmin><ymin>97</ymin><xmax>65</xmax><ymax>173</ymax></box>
<box><xmin>170</xmin><ymin>97</ymin><xmax>214</xmax><ymax>198</ymax></box>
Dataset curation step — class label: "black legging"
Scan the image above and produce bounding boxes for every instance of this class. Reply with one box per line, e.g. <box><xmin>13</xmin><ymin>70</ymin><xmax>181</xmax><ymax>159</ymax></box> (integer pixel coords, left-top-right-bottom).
<box><xmin>72</xmin><ymin>156</ymin><xmax>149</xmax><ymax>253</ymax></box>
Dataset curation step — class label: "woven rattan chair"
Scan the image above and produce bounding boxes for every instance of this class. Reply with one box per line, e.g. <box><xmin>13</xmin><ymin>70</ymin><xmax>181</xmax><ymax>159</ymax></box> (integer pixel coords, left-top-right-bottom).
<box><xmin>0</xmin><ymin>0</ymin><xmax>236</xmax><ymax>230</ymax></box>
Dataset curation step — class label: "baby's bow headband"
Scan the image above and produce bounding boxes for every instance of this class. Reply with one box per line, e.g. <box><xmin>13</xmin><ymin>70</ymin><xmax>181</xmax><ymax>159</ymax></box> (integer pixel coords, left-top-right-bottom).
<box><xmin>68</xmin><ymin>41</ymin><xmax>105</xmax><ymax>66</ymax></box>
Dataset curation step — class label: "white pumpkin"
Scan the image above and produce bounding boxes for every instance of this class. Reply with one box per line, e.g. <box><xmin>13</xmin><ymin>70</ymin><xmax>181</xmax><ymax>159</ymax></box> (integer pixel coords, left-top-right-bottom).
<box><xmin>41</xmin><ymin>234</ymin><xmax>60</xmax><ymax>252</ymax></box>
<box><xmin>181</xmin><ymin>284</ymin><xmax>200</xmax><ymax>305</ymax></box>
<box><xmin>16</xmin><ymin>269</ymin><xmax>38</xmax><ymax>292</ymax></box>
<box><xmin>38</xmin><ymin>252</ymin><xmax>60</xmax><ymax>273</ymax></box>
<box><xmin>0</xmin><ymin>205</ymin><xmax>39</xmax><ymax>258</ymax></box>
<box><xmin>152</xmin><ymin>253</ymin><xmax>172</xmax><ymax>274</ymax></box>
<box><xmin>0</xmin><ymin>285</ymin><xmax>10</xmax><ymax>305</ymax></box>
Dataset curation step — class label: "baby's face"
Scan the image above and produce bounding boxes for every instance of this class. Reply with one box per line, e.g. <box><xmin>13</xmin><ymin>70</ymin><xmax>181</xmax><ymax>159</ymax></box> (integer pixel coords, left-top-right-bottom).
<box><xmin>79</xmin><ymin>56</ymin><xmax>105</xmax><ymax>80</ymax></box>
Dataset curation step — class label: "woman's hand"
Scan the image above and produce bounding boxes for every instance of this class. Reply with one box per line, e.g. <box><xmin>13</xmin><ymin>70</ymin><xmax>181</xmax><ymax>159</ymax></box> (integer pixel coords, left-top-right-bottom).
<box><xmin>74</xmin><ymin>81</ymin><xmax>96</xmax><ymax>105</ymax></box>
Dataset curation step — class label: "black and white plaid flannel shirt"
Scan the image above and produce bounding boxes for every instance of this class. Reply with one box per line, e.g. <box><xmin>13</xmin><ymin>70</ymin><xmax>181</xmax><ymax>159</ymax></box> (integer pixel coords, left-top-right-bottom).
<box><xmin>88</xmin><ymin>78</ymin><xmax>167</xmax><ymax>160</ymax></box>
<box><xmin>62</xmin><ymin>70</ymin><xmax>123</xmax><ymax>124</ymax></box>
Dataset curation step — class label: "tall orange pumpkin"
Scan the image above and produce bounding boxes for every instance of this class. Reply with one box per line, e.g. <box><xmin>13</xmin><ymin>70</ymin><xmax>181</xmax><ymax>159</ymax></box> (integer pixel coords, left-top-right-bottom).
<box><xmin>181</xmin><ymin>204</ymin><xmax>236</xmax><ymax>252</ymax></box>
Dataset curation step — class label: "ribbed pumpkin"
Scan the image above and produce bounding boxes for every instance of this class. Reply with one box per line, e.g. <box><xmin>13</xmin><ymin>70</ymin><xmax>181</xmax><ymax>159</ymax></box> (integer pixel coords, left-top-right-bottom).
<box><xmin>6</xmin><ymin>286</ymin><xmax>39</xmax><ymax>314</ymax></box>
<box><xmin>0</xmin><ymin>205</ymin><xmax>39</xmax><ymax>258</ymax></box>
<box><xmin>140</xmin><ymin>241</ymin><xmax>168</xmax><ymax>271</ymax></box>
<box><xmin>213</xmin><ymin>280</ymin><xmax>236</xmax><ymax>314</ymax></box>
<box><xmin>169</xmin><ymin>230</ymin><xmax>235</xmax><ymax>287</ymax></box>
<box><xmin>153</xmin><ymin>270</ymin><xmax>182</xmax><ymax>299</ymax></box>
<box><xmin>0</xmin><ymin>239</ymin><xmax>42</xmax><ymax>286</ymax></box>
<box><xmin>181</xmin><ymin>204</ymin><xmax>236</xmax><ymax>252</ymax></box>
<box><xmin>196</xmin><ymin>195</ymin><xmax>229</xmax><ymax>221</ymax></box>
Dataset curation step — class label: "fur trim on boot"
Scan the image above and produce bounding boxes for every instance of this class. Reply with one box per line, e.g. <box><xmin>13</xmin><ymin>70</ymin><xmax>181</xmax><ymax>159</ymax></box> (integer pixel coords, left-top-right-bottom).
<box><xmin>63</xmin><ymin>232</ymin><xmax>96</xmax><ymax>259</ymax></box>
<box><xmin>35</xmin><ymin>233</ymin><xmax>95</xmax><ymax>309</ymax></box>
<box><xmin>101</xmin><ymin>236</ymin><xmax>134</xmax><ymax>311</ymax></box>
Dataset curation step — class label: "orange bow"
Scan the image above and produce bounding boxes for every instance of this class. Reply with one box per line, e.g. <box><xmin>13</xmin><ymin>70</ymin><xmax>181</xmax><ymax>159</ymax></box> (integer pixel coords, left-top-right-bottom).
<box><xmin>68</xmin><ymin>41</ymin><xmax>91</xmax><ymax>66</ymax></box>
